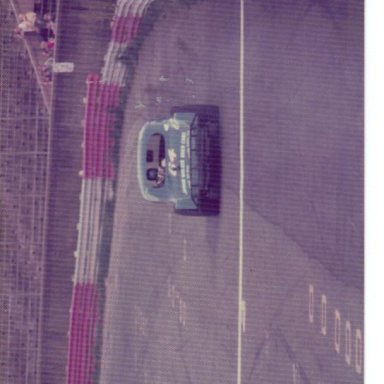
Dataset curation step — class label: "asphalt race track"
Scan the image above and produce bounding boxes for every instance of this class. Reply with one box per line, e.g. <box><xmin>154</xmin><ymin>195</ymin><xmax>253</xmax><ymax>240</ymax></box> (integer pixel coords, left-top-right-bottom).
<box><xmin>100</xmin><ymin>1</ymin><xmax>363</xmax><ymax>383</ymax></box>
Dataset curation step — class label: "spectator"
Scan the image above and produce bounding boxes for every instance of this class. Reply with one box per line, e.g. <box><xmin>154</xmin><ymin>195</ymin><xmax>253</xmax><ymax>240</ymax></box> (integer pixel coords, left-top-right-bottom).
<box><xmin>18</xmin><ymin>11</ymin><xmax>38</xmax><ymax>25</ymax></box>
<box><xmin>15</xmin><ymin>11</ymin><xmax>55</xmax><ymax>40</ymax></box>
<box><xmin>40</xmin><ymin>37</ymin><xmax>55</xmax><ymax>56</ymax></box>
<box><xmin>19</xmin><ymin>11</ymin><xmax>53</xmax><ymax>27</ymax></box>
<box><xmin>37</xmin><ymin>13</ymin><xmax>56</xmax><ymax>42</ymax></box>
<box><xmin>40</xmin><ymin>57</ymin><xmax>54</xmax><ymax>84</ymax></box>
<box><xmin>39</xmin><ymin>26</ymin><xmax>55</xmax><ymax>42</ymax></box>
<box><xmin>14</xmin><ymin>14</ymin><xmax>38</xmax><ymax>37</ymax></box>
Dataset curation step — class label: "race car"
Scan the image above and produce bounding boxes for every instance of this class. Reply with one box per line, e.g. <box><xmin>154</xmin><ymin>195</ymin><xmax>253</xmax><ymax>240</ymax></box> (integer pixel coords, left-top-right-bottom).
<box><xmin>137</xmin><ymin>105</ymin><xmax>221</xmax><ymax>215</ymax></box>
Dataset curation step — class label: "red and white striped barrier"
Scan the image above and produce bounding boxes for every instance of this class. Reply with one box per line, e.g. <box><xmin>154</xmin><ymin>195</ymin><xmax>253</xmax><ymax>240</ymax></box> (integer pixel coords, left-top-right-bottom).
<box><xmin>83</xmin><ymin>75</ymin><xmax>118</xmax><ymax>180</ymax></box>
<box><xmin>67</xmin><ymin>1</ymin><xmax>154</xmax><ymax>383</ymax></box>
<box><xmin>67</xmin><ymin>283</ymin><xmax>99</xmax><ymax>384</ymax></box>
<box><xmin>101</xmin><ymin>0</ymin><xmax>154</xmax><ymax>85</ymax></box>
<box><xmin>111</xmin><ymin>0</ymin><xmax>153</xmax><ymax>45</ymax></box>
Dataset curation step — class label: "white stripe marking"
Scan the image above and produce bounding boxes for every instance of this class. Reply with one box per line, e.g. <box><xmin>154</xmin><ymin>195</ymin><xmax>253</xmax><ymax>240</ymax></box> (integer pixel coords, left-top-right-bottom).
<box><xmin>308</xmin><ymin>284</ymin><xmax>314</xmax><ymax>323</ymax></box>
<box><xmin>345</xmin><ymin>320</ymin><xmax>352</xmax><ymax>365</ymax></box>
<box><xmin>179</xmin><ymin>299</ymin><xmax>187</xmax><ymax>327</ymax></box>
<box><xmin>355</xmin><ymin>328</ymin><xmax>363</xmax><ymax>374</ymax></box>
<box><xmin>241</xmin><ymin>299</ymin><xmax>246</xmax><ymax>333</ymax></box>
<box><xmin>321</xmin><ymin>294</ymin><xmax>327</xmax><ymax>335</ymax></box>
<box><xmin>292</xmin><ymin>363</ymin><xmax>301</xmax><ymax>384</ymax></box>
<box><xmin>237</xmin><ymin>1</ymin><xmax>245</xmax><ymax>384</ymax></box>
<box><xmin>334</xmin><ymin>309</ymin><xmax>341</xmax><ymax>353</ymax></box>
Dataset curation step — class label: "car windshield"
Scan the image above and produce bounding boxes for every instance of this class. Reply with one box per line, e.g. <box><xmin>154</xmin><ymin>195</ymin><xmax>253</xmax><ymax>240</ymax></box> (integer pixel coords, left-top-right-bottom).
<box><xmin>145</xmin><ymin>134</ymin><xmax>166</xmax><ymax>188</ymax></box>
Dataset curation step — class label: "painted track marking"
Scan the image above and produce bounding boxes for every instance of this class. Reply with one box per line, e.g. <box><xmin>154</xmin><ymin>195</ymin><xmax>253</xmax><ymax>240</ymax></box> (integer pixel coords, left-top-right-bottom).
<box><xmin>241</xmin><ymin>299</ymin><xmax>246</xmax><ymax>333</ymax></box>
<box><xmin>355</xmin><ymin>328</ymin><xmax>363</xmax><ymax>374</ymax></box>
<box><xmin>334</xmin><ymin>310</ymin><xmax>341</xmax><ymax>353</ymax></box>
<box><xmin>320</xmin><ymin>294</ymin><xmax>327</xmax><ymax>336</ymax></box>
<box><xmin>183</xmin><ymin>238</ymin><xmax>187</xmax><ymax>261</ymax></box>
<box><xmin>345</xmin><ymin>320</ymin><xmax>352</xmax><ymax>365</ymax></box>
<box><xmin>308</xmin><ymin>284</ymin><xmax>314</xmax><ymax>323</ymax></box>
<box><xmin>292</xmin><ymin>363</ymin><xmax>301</xmax><ymax>384</ymax></box>
<box><xmin>237</xmin><ymin>1</ymin><xmax>245</xmax><ymax>384</ymax></box>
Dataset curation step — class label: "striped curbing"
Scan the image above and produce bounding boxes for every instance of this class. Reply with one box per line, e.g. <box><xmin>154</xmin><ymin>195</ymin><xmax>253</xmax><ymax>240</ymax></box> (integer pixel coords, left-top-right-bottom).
<box><xmin>67</xmin><ymin>1</ymin><xmax>155</xmax><ymax>383</ymax></box>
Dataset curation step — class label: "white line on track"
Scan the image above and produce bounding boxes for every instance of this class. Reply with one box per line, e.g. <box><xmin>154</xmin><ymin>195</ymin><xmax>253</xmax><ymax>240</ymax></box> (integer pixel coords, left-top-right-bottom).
<box><xmin>183</xmin><ymin>238</ymin><xmax>187</xmax><ymax>261</ymax></box>
<box><xmin>237</xmin><ymin>1</ymin><xmax>245</xmax><ymax>384</ymax></box>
